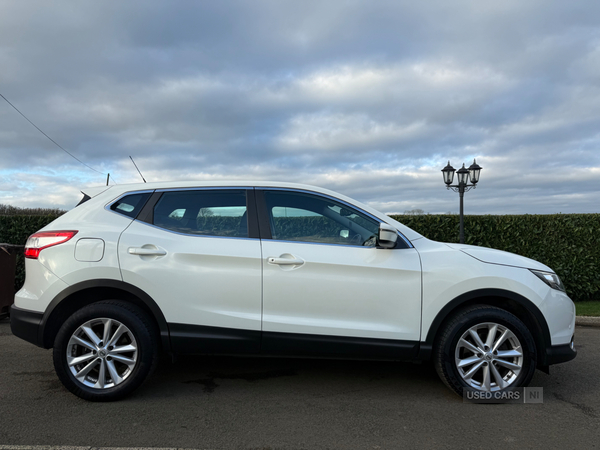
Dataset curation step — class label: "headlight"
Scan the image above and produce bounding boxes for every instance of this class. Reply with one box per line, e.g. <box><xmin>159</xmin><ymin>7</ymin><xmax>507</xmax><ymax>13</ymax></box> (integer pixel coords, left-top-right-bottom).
<box><xmin>530</xmin><ymin>269</ymin><xmax>566</xmax><ymax>292</ymax></box>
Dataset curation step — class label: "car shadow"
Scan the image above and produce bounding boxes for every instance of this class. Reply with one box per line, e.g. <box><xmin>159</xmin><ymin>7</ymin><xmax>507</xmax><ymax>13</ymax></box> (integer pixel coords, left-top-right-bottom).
<box><xmin>138</xmin><ymin>353</ymin><xmax>447</xmax><ymax>400</ymax></box>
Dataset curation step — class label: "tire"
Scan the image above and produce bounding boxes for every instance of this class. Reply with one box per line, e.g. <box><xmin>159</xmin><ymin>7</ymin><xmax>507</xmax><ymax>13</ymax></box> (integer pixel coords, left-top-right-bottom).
<box><xmin>434</xmin><ymin>305</ymin><xmax>537</xmax><ymax>397</ymax></box>
<box><xmin>53</xmin><ymin>301</ymin><xmax>159</xmax><ymax>401</ymax></box>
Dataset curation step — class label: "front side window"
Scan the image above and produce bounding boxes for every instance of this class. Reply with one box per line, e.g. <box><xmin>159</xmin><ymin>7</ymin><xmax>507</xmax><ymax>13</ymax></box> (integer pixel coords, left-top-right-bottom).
<box><xmin>153</xmin><ymin>190</ymin><xmax>248</xmax><ymax>238</ymax></box>
<box><xmin>263</xmin><ymin>190</ymin><xmax>380</xmax><ymax>246</ymax></box>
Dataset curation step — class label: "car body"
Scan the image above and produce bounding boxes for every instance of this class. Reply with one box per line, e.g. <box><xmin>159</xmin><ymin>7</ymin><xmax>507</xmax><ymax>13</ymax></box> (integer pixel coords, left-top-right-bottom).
<box><xmin>10</xmin><ymin>181</ymin><xmax>576</xmax><ymax>401</ymax></box>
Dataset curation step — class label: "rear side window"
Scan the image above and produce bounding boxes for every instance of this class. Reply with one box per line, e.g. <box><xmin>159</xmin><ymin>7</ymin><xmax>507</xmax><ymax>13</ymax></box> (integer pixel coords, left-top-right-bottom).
<box><xmin>110</xmin><ymin>193</ymin><xmax>152</xmax><ymax>219</ymax></box>
<box><xmin>152</xmin><ymin>189</ymin><xmax>248</xmax><ymax>238</ymax></box>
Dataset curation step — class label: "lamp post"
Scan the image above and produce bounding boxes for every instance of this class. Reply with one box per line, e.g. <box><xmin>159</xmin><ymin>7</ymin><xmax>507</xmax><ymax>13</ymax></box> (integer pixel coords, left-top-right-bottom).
<box><xmin>441</xmin><ymin>159</ymin><xmax>482</xmax><ymax>244</ymax></box>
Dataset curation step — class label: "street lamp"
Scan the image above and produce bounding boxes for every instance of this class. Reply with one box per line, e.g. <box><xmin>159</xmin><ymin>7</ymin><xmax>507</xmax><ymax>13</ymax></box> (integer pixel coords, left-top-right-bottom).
<box><xmin>442</xmin><ymin>159</ymin><xmax>482</xmax><ymax>244</ymax></box>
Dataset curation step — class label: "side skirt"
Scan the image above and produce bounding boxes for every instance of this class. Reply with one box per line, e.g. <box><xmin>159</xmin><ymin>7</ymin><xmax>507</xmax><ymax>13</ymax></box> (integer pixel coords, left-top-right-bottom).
<box><xmin>169</xmin><ymin>323</ymin><xmax>420</xmax><ymax>360</ymax></box>
<box><xmin>262</xmin><ymin>331</ymin><xmax>419</xmax><ymax>360</ymax></box>
<box><xmin>169</xmin><ymin>323</ymin><xmax>261</xmax><ymax>354</ymax></box>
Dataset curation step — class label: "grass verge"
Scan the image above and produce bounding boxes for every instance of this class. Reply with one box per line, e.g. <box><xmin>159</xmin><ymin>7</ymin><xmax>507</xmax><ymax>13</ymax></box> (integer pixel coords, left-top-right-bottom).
<box><xmin>575</xmin><ymin>301</ymin><xmax>600</xmax><ymax>317</ymax></box>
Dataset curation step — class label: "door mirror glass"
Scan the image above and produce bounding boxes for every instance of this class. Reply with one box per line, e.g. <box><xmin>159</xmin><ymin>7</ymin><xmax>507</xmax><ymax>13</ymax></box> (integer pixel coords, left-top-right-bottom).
<box><xmin>378</xmin><ymin>223</ymin><xmax>398</xmax><ymax>249</ymax></box>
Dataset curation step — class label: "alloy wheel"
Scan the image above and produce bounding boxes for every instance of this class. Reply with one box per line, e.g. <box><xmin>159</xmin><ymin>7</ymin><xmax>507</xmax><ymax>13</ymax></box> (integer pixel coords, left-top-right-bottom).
<box><xmin>455</xmin><ymin>322</ymin><xmax>523</xmax><ymax>392</ymax></box>
<box><xmin>66</xmin><ymin>317</ymin><xmax>138</xmax><ymax>389</ymax></box>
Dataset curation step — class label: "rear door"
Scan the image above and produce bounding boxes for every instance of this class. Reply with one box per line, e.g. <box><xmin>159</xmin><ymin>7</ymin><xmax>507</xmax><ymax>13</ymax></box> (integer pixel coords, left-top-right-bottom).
<box><xmin>118</xmin><ymin>188</ymin><xmax>263</xmax><ymax>354</ymax></box>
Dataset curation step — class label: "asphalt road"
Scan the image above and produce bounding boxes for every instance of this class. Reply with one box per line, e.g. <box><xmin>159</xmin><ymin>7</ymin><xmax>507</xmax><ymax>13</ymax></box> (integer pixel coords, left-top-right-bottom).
<box><xmin>1</xmin><ymin>318</ymin><xmax>599</xmax><ymax>449</ymax></box>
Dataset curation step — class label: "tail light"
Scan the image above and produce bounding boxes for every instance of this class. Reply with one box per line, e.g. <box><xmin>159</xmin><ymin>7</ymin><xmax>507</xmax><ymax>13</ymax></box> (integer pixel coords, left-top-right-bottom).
<box><xmin>24</xmin><ymin>231</ymin><xmax>78</xmax><ymax>259</ymax></box>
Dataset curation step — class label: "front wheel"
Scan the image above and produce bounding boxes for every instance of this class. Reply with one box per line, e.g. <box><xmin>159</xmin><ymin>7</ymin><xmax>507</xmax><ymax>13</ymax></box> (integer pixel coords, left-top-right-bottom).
<box><xmin>53</xmin><ymin>301</ymin><xmax>158</xmax><ymax>401</ymax></box>
<box><xmin>434</xmin><ymin>305</ymin><xmax>537</xmax><ymax>396</ymax></box>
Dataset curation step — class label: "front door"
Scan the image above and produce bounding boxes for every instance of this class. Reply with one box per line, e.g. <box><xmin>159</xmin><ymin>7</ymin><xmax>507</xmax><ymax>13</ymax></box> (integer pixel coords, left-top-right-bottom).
<box><xmin>257</xmin><ymin>189</ymin><xmax>422</xmax><ymax>358</ymax></box>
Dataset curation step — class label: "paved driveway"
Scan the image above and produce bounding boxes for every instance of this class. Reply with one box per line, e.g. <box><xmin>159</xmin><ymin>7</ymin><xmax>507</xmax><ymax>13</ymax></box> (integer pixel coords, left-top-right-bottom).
<box><xmin>1</xmin><ymin>319</ymin><xmax>598</xmax><ymax>449</ymax></box>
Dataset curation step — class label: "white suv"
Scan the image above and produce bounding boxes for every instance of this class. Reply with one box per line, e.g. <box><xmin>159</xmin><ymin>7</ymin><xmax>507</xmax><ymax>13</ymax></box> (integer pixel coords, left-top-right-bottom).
<box><xmin>10</xmin><ymin>181</ymin><xmax>576</xmax><ymax>401</ymax></box>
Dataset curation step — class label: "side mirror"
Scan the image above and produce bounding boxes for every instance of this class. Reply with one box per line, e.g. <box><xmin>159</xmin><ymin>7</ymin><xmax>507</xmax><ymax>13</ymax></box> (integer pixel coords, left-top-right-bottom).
<box><xmin>378</xmin><ymin>223</ymin><xmax>398</xmax><ymax>249</ymax></box>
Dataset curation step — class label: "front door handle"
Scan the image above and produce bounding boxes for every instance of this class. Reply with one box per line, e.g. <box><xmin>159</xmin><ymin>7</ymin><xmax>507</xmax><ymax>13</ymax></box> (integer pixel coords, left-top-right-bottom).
<box><xmin>128</xmin><ymin>247</ymin><xmax>167</xmax><ymax>256</ymax></box>
<box><xmin>268</xmin><ymin>256</ymin><xmax>305</xmax><ymax>266</ymax></box>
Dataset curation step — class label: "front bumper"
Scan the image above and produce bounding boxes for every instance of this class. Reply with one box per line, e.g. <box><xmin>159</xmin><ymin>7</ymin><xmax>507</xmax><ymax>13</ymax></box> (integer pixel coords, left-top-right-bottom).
<box><xmin>9</xmin><ymin>305</ymin><xmax>44</xmax><ymax>348</ymax></box>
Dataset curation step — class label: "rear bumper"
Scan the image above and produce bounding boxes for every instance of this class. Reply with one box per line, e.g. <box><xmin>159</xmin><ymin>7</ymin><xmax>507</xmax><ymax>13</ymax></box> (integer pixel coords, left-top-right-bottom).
<box><xmin>9</xmin><ymin>305</ymin><xmax>44</xmax><ymax>347</ymax></box>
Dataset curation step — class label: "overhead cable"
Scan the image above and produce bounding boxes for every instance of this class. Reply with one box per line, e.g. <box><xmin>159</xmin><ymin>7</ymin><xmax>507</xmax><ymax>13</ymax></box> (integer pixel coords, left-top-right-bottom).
<box><xmin>0</xmin><ymin>92</ymin><xmax>109</xmax><ymax>177</ymax></box>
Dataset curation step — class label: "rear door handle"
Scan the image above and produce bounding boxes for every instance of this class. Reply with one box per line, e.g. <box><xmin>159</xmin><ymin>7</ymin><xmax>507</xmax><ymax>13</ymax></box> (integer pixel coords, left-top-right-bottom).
<box><xmin>268</xmin><ymin>256</ymin><xmax>304</xmax><ymax>266</ymax></box>
<box><xmin>128</xmin><ymin>247</ymin><xmax>167</xmax><ymax>256</ymax></box>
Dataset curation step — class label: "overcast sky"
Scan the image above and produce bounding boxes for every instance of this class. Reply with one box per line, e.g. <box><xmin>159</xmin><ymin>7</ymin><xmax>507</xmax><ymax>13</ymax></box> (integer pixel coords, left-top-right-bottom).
<box><xmin>1</xmin><ymin>1</ymin><xmax>599</xmax><ymax>214</ymax></box>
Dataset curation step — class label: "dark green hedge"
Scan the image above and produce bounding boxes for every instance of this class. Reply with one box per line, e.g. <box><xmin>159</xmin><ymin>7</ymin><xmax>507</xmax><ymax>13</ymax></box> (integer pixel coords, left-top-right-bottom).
<box><xmin>0</xmin><ymin>214</ymin><xmax>62</xmax><ymax>291</ymax></box>
<box><xmin>2</xmin><ymin>213</ymin><xmax>599</xmax><ymax>302</ymax></box>
<box><xmin>391</xmin><ymin>214</ymin><xmax>600</xmax><ymax>302</ymax></box>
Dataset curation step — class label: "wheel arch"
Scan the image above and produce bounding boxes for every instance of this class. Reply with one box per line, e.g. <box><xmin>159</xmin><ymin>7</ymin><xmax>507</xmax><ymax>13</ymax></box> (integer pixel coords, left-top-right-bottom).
<box><xmin>419</xmin><ymin>288</ymin><xmax>551</xmax><ymax>368</ymax></box>
<box><xmin>38</xmin><ymin>279</ymin><xmax>171</xmax><ymax>353</ymax></box>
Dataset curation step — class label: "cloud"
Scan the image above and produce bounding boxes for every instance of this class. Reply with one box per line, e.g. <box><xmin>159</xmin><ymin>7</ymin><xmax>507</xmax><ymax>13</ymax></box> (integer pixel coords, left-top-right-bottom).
<box><xmin>0</xmin><ymin>0</ymin><xmax>599</xmax><ymax>214</ymax></box>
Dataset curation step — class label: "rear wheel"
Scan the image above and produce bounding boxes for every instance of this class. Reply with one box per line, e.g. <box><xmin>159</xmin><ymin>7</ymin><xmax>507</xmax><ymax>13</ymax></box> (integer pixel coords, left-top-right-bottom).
<box><xmin>53</xmin><ymin>301</ymin><xmax>158</xmax><ymax>401</ymax></box>
<box><xmin>434</xmin><ymin>305</ymin><xmax>537</xmax><ymax>396</ymax></box>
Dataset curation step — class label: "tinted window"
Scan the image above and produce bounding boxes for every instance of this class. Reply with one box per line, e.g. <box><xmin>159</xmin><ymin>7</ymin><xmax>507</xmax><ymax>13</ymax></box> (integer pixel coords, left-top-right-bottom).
<box><xmin>264</xmin><ymin>191</ymin><xmax>380</xmax><ymax>246</ymax></box>
<box><xmin>153</xmin><ymin>190</ymin><xmax>248</xmax><ymax>238</ymax></box>
<box><xmin>110</xmin><ymin>193</ymin><xmax>151</xmax><ymax>219</ymax></box>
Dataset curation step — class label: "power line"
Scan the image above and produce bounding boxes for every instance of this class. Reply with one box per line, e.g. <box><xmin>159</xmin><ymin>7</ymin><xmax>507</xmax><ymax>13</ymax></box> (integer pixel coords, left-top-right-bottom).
<box><xmin>0</xmin><ymin>92</ymin><xmax>109</xmax><ymax>176</ymax></box>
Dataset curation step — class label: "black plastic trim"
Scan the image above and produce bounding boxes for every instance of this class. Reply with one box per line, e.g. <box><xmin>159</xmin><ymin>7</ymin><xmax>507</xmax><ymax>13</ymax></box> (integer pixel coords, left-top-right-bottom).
<box><xmin>9</xmin><ymin>305</ymin><xmax>44</xmax><ymax>347</ymax></box>
<box><xmin>261</xmin><ymin>331</ymin><xmax>419</xmax><ymax>360</ymax></box>
<box><xmin>137</xmin><ymin>191</ymin><xmax>163</xmax><ymax>224</ymax></box>
<box><xmin>40</xmin><ymin>279</ymin><xmax>171</xmax><ymax>352</ymax></box>
<box><xmin>254</xmin><ymin>189</ymin><xmax>273</xmax><ymax>239</ymax></box>
<box><xmin>543</xmin><ymin>343</ymin><xmax>577</xmax><ymax>366</ymax></box>
<box><xmin>169</xmin><ymin>324</ymin><xmax>420</xmax><ymax>360</ymax></box>
<box><xmin>76</xmin><ymin>193</ymin><xmax>92</xmax><ymax>207</ymax></box>
<box><xmin>246</xmin><ymin>189</ymin><xmax>260</xmax><ymax>239</ymax></box>
<box><xmin>169</xmin><ymin>323</ymin><xmax>261</xmax><ymax>355</ymax></box>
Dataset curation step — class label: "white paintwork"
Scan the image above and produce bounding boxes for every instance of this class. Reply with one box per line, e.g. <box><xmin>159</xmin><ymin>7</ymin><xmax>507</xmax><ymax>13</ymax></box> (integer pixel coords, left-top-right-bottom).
<box><xmin>378</xmin><ymin>223</ymin><xmax>398</xmax><ymax>248</ymax></box>
<box><xmin>449</xmin><ymin>244</ymin><xmax>552</xmax><ymax>271</ymax></box>
<box><xmin>14</xmin><ymin>259</ymin><xmax>70</xmax><ymax>312</ymax></box>
<box><xmin>74</xmin><ymin>238</ymin><xmax>105</xmax><ymax>262</ymax></box>
<box><xmin>262</xmin><ymin>240</ymin><xmax>422</xmax><ymax>341</ymax></box>
<box><xmin>118</xmin><ymin>220</ymin><xmax>262</xmax><ymax>330</ymax></box>
<box><xmin>12</xmin><ymin>179</ymin><xmax>575</xmax><ymax>352</ymax></box>
<box><xmin>14</xmin><ymin>204</ymin><xmax>130</xmax><ymax>311</ymax></box>
<box><xmin>35</xmin><ymin>231</ymin><xmax>125</xmax><ymax>286</ymax></box>
<box><xmin>414</xmin><ymin>237</ymin><xmax>575</xmax><ymax>345</ymax></box>
<box><xmin>28</xmin><ymin>195</ymin><xmax>136</xmax><ymax>285</ymax></box>
<box><xmin>80</xmin><ymin>185</ymin><xmax>113</xmax><ymax>198</ymax></box>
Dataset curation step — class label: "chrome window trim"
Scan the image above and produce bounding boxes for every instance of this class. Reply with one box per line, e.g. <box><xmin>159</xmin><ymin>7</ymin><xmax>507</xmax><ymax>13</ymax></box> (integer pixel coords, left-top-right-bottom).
<box><xmin>261</xmin><ymin>238</ymin><xmax>404</xmax><ymax>250</ymax></box>
<box><xmin>260</xmin><ymin>187</ymin><xmax>414</xmax><ymax>249</ymax></box>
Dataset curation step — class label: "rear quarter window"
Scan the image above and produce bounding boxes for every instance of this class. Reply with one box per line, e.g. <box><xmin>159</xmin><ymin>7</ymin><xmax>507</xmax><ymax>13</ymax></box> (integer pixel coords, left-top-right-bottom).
<box><xmin>109</xmin><ymin>193</ymin><xmax>152</xmax><ymax>219</ymax></box>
